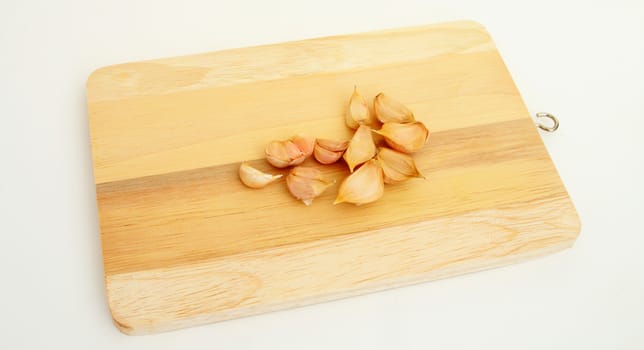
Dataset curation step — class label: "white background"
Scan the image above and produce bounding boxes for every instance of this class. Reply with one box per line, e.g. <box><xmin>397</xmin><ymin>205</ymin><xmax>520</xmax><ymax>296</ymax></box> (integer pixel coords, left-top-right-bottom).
<box><xmin>1</xmin><ymin>0</ymin><xmax>643</xmax><ymax>348</ymax></box>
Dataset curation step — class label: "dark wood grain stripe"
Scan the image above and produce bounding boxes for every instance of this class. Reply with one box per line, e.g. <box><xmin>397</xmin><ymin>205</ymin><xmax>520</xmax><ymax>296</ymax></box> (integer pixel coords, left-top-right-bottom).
<box><xmin>98</xmin><ymin>118</ymin><xmax>568</xmax><ymax>275</ymax></box>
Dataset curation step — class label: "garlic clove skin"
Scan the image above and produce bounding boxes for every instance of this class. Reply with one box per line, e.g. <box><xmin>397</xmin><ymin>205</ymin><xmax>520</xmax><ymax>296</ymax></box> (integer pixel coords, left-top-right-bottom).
<box><xmin>374</xmin><ymin>93</ymin><xmax>415</xmax><ymax>123</ymax></box>
<box><xmin>334</xmin><ymin>159</ymin><xmax>384</xmax><ymax>206</ymax></box>
<box><xmin>313</xmin><ymin>139</ymin><xmax>348</xmax><ymax>165</ymax></box>
<box><xmin>286</xmin><ymin>166</ymin><xmax>335</xmax><ymax>206</ymax></box>
<box><xmin>343</xmin><ymin>125</ymin><xmax>376</xmax><ymax>172</ymax></box>
<box><xmin>238</xmin><ymin>162</ymin><xmax>283</xmax><ymax>188</ymax></box>
<box><xmin>346</xmin><ymin>86</ymin><xmax>375</xmax><ymax>129</ymax></box>
<box><xmin>291</xmin><ymin>135</ymin><xmax>315</xmax><ymax>157</ymax></box>
<box><xmin>373</xmin><ymin>121</ymin><xmax>429</xmax><ymax>153</ymax></box>
<box><xmin>376</xmin><ymin>147</ymin><xmax>423</xmax><ymax>184</ymax></box>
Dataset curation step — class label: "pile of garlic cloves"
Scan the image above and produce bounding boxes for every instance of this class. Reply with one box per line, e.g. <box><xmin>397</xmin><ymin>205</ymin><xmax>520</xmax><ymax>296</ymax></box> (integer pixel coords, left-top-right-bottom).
<box><xmin>238</xmin><ymin>87</ymin><xmax>429</xmax><ymax>206</ymax></box>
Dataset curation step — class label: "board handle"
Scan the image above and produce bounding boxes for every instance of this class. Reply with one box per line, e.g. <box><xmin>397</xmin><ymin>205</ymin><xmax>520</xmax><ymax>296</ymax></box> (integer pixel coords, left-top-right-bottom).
<box><xmin>535</xmin><ymin>112</ymin><xmax>559</xmax><ymax>133</ymax></box>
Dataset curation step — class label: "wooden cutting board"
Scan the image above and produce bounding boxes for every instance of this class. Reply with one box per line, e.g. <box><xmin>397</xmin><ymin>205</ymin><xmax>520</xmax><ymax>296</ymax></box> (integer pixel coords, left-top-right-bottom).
<box><xmin>87</xmin><ymin>20</ymin><xmax>580</xmax><ymax>335</ymax></box>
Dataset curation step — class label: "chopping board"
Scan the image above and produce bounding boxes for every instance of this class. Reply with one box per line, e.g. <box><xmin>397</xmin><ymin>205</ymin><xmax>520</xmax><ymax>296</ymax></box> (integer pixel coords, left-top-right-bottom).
<box><xmin>87</xmin><ymin>20</ymin><xmax>580</xmax><ymax>335</ymax></box>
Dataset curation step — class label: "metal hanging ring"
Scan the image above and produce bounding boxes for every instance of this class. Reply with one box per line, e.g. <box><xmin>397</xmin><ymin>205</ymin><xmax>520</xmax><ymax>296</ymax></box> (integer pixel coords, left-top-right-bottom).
<box><xmin>536</xmin><ymin>112</ymin><xmax>559</xmax><ymax>133</ymax></box>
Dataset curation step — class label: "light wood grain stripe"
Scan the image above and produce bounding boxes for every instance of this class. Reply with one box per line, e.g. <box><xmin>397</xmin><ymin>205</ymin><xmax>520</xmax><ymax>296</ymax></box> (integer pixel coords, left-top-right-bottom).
<box><xmin>89</xmin><ymin>50</ymin><xmax>521</xmax><ymax>184</ymax></box>
<box><xmin>87</xmin><ymin>21</ymin><xmax>493</xmax><ymax>103</ymax></box>
<box><xmin>106</xmin><ymin>196</ymin><xmax>580</xmax><ymax>334</ymax></box>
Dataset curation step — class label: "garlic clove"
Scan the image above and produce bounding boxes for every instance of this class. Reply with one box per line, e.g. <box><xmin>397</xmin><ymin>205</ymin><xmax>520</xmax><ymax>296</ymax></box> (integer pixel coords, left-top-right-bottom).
<box><xmin>314</xmin><ymin>144</ymin><xmax>343</xmax><ymax>164</ymax></box>
<box><xmin>346</xmin><ymin>86</ymin><xmax>375</xmax><ymax>129</ymax></box>
<box><xmin>284</xmin><ymin>140</ymin><xmax>308</xmax><ymax>166</ymax></box>
<box><xmin>316</xmin><ymin>139</ymin><xmax>349</xmax><ymax>152</ymax></box>
<box><xmin>374</xmin><ymin>93</ymin><xmax>415</xmax><ymax>123</ymax></box>
<box><xmin>343</xmin><ymin>125</ymin><xmax>376</xmax><ymax>172</ymax></box>
<box><xmin>376</xmin><ymin>147</ymin><xmax>423</xmax><ymax>184</ymax></box>
<box><xmin>265</xmin><ymin>141</ymin><xmax>294</xmax><ymax>168</ymax></box>
<box><xmin>373</xmin><ymin>121</ymin><xmax>429</xmax><ymax>153</ymax></box>
<box><xmin>334</xmin><ymin>159</ymin><xmax>384</xmax><ymax>205</ymax></box>
<box><xmin>291</xmin><ymin>135</ymin><xmax>315</xmax><ymax>157</ymax></box>
<box><xmin>313</xmin><ymin>139</ymin><xmax>348</xmax><ymax>165</ymax></box>
<box><xmin>265</xmin><ymin>140</ymin><xmax>308</xmax><ymax>168</ymax></box>
<box><xmin>286</xmin><ymin>166</ymin><xmax>335</xmax><ymax>206</ymax></box>
<box><xmin>238</xmin><ymin>162</ymin><xmax>283</xmax><ymax>188</ymax></box>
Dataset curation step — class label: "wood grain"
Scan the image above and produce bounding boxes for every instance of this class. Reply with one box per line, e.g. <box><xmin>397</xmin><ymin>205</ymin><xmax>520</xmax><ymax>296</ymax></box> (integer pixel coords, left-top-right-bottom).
<box><xmin>86</xmin><ymin>20</ymin><xmax>580</xmax><ymax>335</ymax></box>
